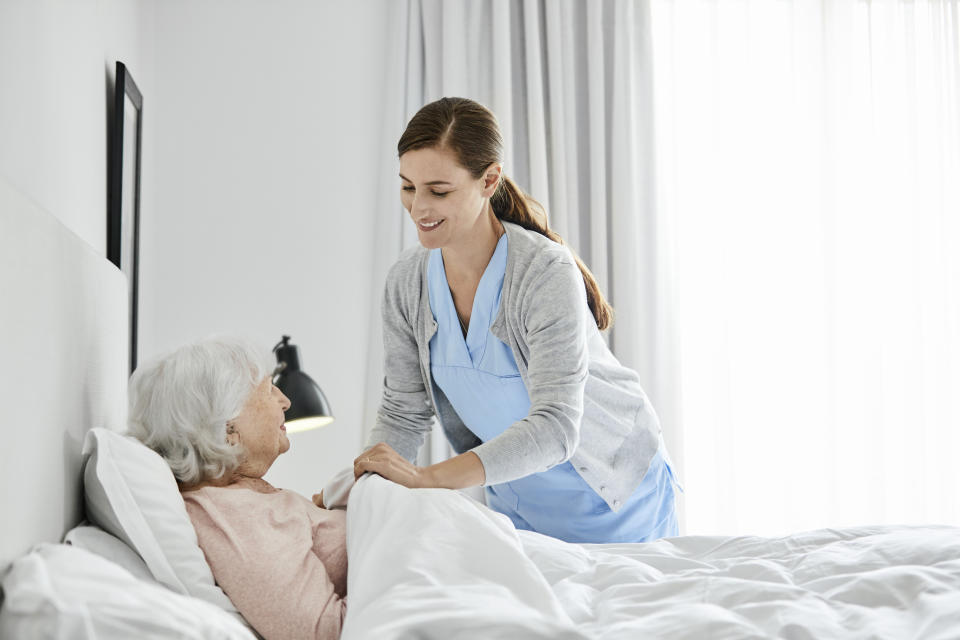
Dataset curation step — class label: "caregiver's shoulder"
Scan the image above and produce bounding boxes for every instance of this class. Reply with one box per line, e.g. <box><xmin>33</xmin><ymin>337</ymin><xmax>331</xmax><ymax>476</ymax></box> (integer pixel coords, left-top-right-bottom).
<box><xmin>385</xmin><ymin>243</ymin><xmax>428</xmax><ymax>289</ymax></box>
<box><xmin>505</xmin><ymin>221</ymin><xmax>578</xmax><ymax>282</ymax></box>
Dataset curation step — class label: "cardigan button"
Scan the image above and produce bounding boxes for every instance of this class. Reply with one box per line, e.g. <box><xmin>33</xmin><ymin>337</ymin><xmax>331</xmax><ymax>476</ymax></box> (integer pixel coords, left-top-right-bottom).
<box><xmin>578</xmin><ymin>467</ymin><xmax>588</xmax><ymax>473</ymax></box>
<box><xmin>599</xmin><ymin>485</ymin><xmax>606</xmax><ymax>493</ymax></box>
<box><xmin>613</xmin><ymin>500</ymin><xmax>621</xmax><ymax>508</ymax></box>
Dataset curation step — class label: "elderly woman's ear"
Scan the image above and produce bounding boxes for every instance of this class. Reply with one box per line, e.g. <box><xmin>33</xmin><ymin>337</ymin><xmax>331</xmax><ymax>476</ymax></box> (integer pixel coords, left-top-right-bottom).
<box><xmin>226</xmin><ymin>422</ymin><xmax>240</xmax><ymax>446</ymax></box>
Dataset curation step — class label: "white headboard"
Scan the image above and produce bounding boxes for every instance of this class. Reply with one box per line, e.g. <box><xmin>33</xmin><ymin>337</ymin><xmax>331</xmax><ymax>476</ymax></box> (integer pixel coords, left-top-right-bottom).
<box><xmin>0</xmin><ymin>178</ymin><xmax>127</xmax><ymax>576</ymax></box>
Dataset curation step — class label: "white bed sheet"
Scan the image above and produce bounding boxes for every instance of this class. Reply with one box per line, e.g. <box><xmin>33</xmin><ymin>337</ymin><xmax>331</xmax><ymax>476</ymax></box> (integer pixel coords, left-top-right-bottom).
<box><xmin>343</xmin><ymin>475</ymin><xmax>960</xmax><ymax>639</ymax></box>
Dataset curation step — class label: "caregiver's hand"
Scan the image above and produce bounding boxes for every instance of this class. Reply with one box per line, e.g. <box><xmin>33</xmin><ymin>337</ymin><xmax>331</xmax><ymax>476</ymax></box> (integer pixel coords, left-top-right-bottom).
<box><xmin>353</xmin><ymin>443</ymin><xmax>432</xmax><ymax>488</ymax></box>
<box><xmin>354</xmin><ymin>443</ymin><xmax>486</xmax><ymax>490</ymax></box>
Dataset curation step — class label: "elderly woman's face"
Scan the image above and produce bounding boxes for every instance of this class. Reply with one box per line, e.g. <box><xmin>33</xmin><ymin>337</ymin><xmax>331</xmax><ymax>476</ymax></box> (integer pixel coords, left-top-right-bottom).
<box><xmin>227</xmin><ymin>376</ymin><xmax>291</xmax><ymax>477</ymax></box>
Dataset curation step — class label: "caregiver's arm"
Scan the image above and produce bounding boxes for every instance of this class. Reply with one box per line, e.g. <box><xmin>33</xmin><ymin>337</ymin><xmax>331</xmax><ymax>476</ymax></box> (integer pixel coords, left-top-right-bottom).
<box><xmin>470</xmin><ymin>256</ymin><xmax>589</xmax><ymax>487</ymax></box>
<box><xmin>354</xmin><ymin>443</ymin><xmax>485</xmax><ymax>489</ymax></box>
<box><xmin>363</xmin><ymin>256</ymin><xmax>438</xmax><ymax>462</ymax></box>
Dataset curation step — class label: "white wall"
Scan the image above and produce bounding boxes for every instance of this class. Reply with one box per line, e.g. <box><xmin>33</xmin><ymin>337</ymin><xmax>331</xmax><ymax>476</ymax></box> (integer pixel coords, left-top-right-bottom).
<box><xmin>0</xmin><ymin>0</ymin><xmax>155</xmax><ymax>253</ymax></box>
<box><xmin>148</xmin><ymin>0</ymin><xmax>391</xmax><ymax>496</ymax></box>
<box><xmin>1</xmin><ymin>0</ymin><xmax>394</xmax><ymax>499</ymax></box>
<box><xmin>0</xmin><ymin>0</ymin><xmax>154</xmax><ymax>558</ymax></box>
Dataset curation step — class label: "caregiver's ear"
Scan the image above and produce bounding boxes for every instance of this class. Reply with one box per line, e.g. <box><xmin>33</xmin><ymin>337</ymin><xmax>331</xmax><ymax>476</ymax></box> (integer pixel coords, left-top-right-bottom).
<box><xmin>481</xmin><ymin>163</ymin><xmax>502</xmax><ymax>195</ymax></box>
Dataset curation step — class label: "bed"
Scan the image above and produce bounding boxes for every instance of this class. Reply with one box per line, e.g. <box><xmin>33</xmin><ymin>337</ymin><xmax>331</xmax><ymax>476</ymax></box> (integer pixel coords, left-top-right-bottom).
<box><xmin>2</xmin><ymin>177</ymin><xmax>959</xmax><ymax>639</ymax></box>
<box><xmin>344</xmin><ymin>475</ymin><xmax>960</xmax><ymax>639</ymax></box>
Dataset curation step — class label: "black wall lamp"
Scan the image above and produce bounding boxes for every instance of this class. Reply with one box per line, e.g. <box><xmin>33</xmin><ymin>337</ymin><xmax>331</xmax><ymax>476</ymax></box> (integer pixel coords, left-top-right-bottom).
<box><xmin>272</xmin><ymin>335</ymin><xmax>334</xmax><ymax>434</ymax></box>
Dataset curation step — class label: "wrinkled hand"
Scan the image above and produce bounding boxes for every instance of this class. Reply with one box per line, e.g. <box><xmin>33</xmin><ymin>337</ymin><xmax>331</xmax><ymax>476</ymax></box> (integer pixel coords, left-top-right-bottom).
<box><xmin>354</xmin><ymin>442</ymin><xmax>434</xmax><ymax>489</ymax></box>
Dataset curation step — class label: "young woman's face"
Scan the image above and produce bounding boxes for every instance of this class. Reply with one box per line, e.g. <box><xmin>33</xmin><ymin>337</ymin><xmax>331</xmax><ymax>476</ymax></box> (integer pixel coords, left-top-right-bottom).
<box><xmin>399</xmin><ymin>146</ymin><xmax>496</xmax><ymax>250</ymax></box>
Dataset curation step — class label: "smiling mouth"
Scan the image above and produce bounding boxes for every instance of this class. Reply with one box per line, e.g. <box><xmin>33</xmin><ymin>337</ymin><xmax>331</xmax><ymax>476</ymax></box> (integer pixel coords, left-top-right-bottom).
<box><xmin>418</xmin><ymin>219</ymin><xmax>445</xmax><ymax>231</ymax></box>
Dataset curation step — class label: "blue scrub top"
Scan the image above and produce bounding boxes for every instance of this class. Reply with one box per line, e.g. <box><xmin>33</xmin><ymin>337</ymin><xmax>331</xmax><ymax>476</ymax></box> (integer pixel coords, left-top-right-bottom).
<box><xmin>427</xmin><ymin>233</ymin><xmax>677</xmax><ymax>543</ymax></box>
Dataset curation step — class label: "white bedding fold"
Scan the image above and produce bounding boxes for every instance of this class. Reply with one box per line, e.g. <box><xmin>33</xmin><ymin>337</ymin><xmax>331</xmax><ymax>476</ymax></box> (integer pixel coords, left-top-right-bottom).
<box><xmin>343</xmin><ymin>474</ymin><xmax>960</xmax><ymax>639</ymax></box>
<box><xmin>342</xmin><ymin>474</ymin><xmax>584</xmax><ymax>639</ymax></box>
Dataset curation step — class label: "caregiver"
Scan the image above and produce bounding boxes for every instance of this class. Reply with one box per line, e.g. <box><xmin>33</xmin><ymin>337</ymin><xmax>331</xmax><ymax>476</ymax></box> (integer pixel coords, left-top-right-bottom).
<box><xmin>325</xmin><ymin>96</ymin><xmax>679</xmax><ymax>543</ymax></box>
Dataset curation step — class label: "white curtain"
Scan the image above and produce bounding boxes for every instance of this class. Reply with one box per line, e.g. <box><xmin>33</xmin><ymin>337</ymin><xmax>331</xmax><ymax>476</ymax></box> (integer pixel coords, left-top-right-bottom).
<box><xmin>361</xmin><ymin>0</ymin><xmax>682</xmax><ymax>518</ymax></box>
<box><xmin>651</xmin><ymin>0</ymin><xmax>960</xmax><ymax>536</ymax></box>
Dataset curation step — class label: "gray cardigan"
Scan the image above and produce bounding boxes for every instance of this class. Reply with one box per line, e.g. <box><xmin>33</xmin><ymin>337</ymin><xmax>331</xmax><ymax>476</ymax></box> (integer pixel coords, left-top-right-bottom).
<box><xmin>365</xmin><ymin>221</ymin><xmax>663</xmax><ymax>512</ymax></box>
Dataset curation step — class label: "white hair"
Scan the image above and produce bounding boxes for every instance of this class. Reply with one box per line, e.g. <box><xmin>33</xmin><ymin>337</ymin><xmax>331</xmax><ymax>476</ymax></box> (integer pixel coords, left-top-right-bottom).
<box><xmin>127</xmin><ymin>335</ymin><xmax>273</xmax><ymax>486</ymax></box>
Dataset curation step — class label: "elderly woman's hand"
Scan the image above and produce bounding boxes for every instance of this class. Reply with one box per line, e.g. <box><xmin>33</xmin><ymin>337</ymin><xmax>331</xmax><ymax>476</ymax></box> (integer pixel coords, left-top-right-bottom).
<box><xmin>354</xmin><ymin>443</ymin><xmax>435</xmax><ymax>489</ymax></box>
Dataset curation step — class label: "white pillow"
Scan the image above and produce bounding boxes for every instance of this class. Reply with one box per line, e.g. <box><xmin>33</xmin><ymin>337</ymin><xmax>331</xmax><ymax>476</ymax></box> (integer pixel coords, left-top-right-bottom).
<box><xmin>80</xmin><ymin>427</ymin><xmax>239</xmax><ymax>616</ymax></box>
<box><xmin>0</xmin><ymin>543</ymin><xmax>256</xmax><ymax>640</ymax></box>
<box><xmin>62</xmin><ymin>524</ymin><xmax>155</xmax><ymax>584</ymax></box>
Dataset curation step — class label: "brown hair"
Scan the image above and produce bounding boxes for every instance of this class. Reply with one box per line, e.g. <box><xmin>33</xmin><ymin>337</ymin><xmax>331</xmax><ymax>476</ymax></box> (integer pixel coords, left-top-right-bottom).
<box><xmin>397</xmin><ymin>97</ymin><xmax>614</xmax><ymax>331</ymax></box>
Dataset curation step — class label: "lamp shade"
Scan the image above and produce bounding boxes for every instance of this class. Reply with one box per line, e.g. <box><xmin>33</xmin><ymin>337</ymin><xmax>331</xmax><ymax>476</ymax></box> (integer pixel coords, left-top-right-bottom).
<box><xmin>272</xmin><ymin>335</ymin><xmax>334</xmax><ymax>434</ymax></box>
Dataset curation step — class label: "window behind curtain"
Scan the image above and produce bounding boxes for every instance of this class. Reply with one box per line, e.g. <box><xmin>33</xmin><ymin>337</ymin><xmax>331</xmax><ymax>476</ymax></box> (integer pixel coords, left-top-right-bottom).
<box><xmin>651</xmin><ymin>0</ymin><xmax>960</xmax><ymax>536</ymax></box>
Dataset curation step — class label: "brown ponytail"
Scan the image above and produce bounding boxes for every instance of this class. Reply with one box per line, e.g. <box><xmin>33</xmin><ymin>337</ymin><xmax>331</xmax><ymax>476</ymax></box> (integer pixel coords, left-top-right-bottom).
<box><xmin>491</xmin><ymin>176</ymin><xmax>613</xmax><ymax>330</ymax></box>
<box><xmin>398</xmin><ymin>97</ymin><xmax>614</xmax><ymax>330</ymax></box>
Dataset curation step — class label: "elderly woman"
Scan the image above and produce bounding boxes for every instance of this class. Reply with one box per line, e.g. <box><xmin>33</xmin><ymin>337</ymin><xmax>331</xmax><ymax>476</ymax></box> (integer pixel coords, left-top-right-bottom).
<box><xmin>127</xmin><ymin>336</ymin><xmax>346</xmax><ymax>640</ymax></box>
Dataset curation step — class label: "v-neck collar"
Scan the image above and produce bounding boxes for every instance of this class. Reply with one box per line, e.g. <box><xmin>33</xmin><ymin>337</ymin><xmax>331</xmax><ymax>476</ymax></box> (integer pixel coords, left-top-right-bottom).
<box><xmin>429</xmin><ymin>233</ymin><xmax>508</xmax><ymax>367</ymax></box>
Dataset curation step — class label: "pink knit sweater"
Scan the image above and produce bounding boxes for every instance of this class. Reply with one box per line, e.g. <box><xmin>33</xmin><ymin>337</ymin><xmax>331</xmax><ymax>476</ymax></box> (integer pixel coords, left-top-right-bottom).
<box><xmin>182</xmin><ymin>485</ymin><xmax>347</xmax><ymax>639</ymax></box>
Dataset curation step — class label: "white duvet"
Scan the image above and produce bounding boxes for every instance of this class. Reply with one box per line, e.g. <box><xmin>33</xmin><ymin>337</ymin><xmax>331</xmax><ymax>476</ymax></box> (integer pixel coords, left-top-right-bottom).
<box><xmin>342</xmin><ymin>475</ymin><xmax>960</xmax><ymax>639</ymax></box>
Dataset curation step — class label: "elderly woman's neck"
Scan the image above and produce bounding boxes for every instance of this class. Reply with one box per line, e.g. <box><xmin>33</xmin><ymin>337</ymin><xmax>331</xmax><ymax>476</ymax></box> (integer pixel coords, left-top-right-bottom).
<box><xmin>179</xmin><ymin>473</ymin><xmax>278</xmax><ymax>494</ymax></box>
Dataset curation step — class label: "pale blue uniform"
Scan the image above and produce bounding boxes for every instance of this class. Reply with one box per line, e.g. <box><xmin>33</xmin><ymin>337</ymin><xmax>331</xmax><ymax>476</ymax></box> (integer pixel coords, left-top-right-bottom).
<box><xmin>427</xmin><ymin>234</ymin><xmax>678</xmax><ymax>544</ymax></box>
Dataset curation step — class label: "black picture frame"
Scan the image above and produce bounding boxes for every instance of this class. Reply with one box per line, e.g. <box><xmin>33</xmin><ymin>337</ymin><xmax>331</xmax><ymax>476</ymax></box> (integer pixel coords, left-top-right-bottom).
<box><xmin>108</xmin><ymin>61</ymin><xmax>143</xmax><ymax>374</ymax></box>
